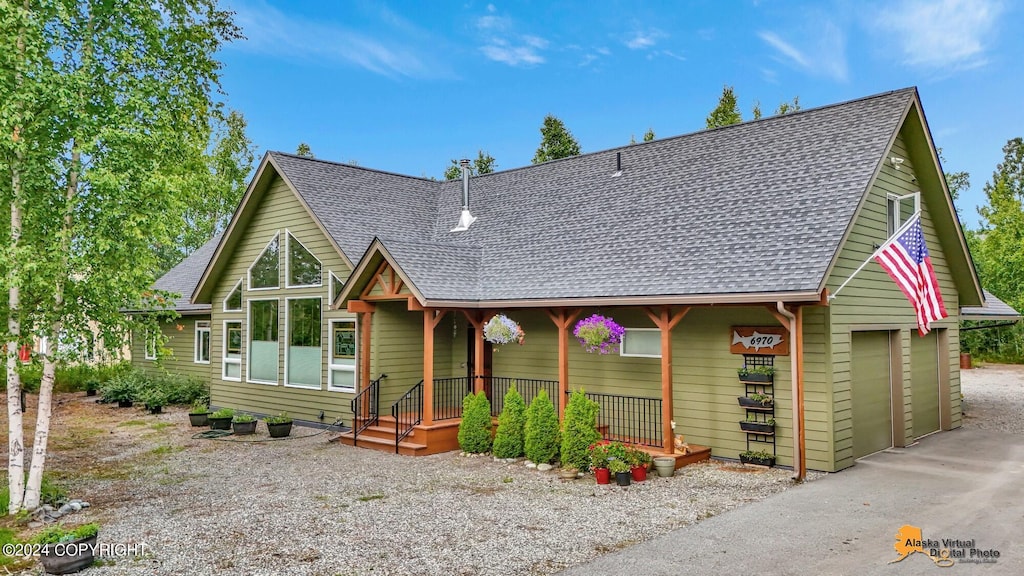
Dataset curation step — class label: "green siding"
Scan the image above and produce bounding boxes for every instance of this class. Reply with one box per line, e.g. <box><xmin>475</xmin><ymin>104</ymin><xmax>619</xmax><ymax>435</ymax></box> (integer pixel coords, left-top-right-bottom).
<box><xmin>827</xmin><ymin>131</ymin><xmax>962</xmax><ymax>471</ymax></box>
<box><xmin>206</xmin><ymin>175</ymin><xmax>355</xmax><ymax>424</ymax></box>
<box><xmin>370</xmin><ymin>301</ymin><xmax>425</xmax><ymax>406</ymax></box>
<box><xmin>131</xmin><ymin>315</ymin><xmax>212</xmax><ymax>380</ymax></box>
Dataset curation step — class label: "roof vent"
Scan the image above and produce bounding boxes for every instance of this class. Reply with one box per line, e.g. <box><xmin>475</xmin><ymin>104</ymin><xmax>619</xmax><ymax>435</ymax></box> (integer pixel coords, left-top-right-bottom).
<box><xmin>612</xmin><ymin>151</ymin><xmax>622</xmax><ymax>177</ymax></box>
<box><xmin>450</xmin><ymin>158</ymin><xmax>477</xmax><ymax>232</ymax></box>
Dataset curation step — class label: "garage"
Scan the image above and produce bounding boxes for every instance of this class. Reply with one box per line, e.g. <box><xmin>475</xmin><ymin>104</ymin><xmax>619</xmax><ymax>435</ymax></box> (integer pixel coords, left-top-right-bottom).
<box><xmin>851</xmin><ymin>331</ymin><xmax>893</xmax><ymax>459</ymax></box>
<box><xmin>911</xmin><ymin>332</ymin><xmax>940</xmax><ymax>438</ymax></box>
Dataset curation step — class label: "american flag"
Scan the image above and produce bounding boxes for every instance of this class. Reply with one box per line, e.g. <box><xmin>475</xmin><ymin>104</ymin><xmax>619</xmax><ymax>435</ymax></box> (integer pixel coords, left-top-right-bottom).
<box><xmin>874</xmin><ymin>214</ymin><xmax>948</xmax><ymax>336</ymax></box>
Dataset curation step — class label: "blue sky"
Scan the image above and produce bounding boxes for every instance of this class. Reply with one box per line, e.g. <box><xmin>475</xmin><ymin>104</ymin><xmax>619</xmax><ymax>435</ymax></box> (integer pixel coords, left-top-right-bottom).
<box><xmin>218</xmin><ymin>0</ymin><xmax>1022</xmax><ymax>228</ymax></box>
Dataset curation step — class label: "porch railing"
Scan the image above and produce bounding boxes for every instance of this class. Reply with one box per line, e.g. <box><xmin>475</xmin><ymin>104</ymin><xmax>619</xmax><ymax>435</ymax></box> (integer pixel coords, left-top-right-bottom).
<box><xmin>433</xmin><ymin>376</ymin><xmax>473</xmax><ymax>421</ymax></box>
<box><xmin>481</xmin><ymin>376</ymin><xmax>560</xmax><ymax>417</ymax></box>
<box><xmin>391</xmin><ymin>380</ymin><xmax>423</xmax><ymax>452</ymax></box>
<box><xmin>349</xmin><ymin>373</ymin><xmax>386</xmax><ymax>447</ymax></box>
<box><xmin>571</xmin><ymin>391</ymin><xmax>663</xmax><ymax>448</ymax></box>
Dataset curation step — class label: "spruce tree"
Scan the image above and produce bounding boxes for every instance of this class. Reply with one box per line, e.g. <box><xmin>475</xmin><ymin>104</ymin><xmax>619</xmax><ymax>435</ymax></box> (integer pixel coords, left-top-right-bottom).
<box><xmin>524</xmin><ymin>389</ymin><xmax>560</xmax><ymax>464</ymax></box>
<box><xmin>492</xmin><ymin>384</ymin><xmax>527</xmax><ymax>458</ymax></box>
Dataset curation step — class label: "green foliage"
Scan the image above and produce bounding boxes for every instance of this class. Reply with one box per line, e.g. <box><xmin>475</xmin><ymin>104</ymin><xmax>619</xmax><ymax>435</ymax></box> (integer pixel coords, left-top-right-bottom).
<box><xmin>643</xmin><ymin>128</ymin><xmax>655</xmax><ymax>142</ymax></box>
<box><xmin>444</xmin><ymin>150</ymin><xmax>497</xmax><ymax>180</ymax></box>
<box><xmin>210</xmin><ymin>408</ymin><xmax>235</xmax><ymax>419</ymax></box>
<box><xmin>1</xmin><ymin>473</ymin><xmax>65</xmax><ymax>514</ymax></box>
<box><xmin>29</xmin><ymin>523</ymin><xmax>100</xmax><ymax>545</ymax></box>
<box><xmin>532</xmin><ymin>115</ymin><xmax>581</xmax><ymax>164</ymax></box>
<box><xmin>589</xmin><ymin>442</ymin><xmax>610</xmax><ymax>469</ymax></box>
<box><xmin>737</xmin><ymin>365</ymin><xmax>775</xmax><ymax>377</ymax></box>
<box><xmin>608</xmin><ymin>459</ymin><xmax>630</xmax><ymax>474</ymax></box>
<box><xmin>524</xmin><ymin>389</ymin><xmax>559</xmax><ymax>464</ymax></box>
<box><xmin>296</xmin><ymin>142</ymin><xmax>314</xmax><ymax>157</ymax></box>
<box><xmin>706</xmin><ymin>85</ymin><xmax>743</xmax><ymax>128</ymax></box>
<box><xmin>190</xmin><ymin>399</ymin><xmax>209</xmax><ymax>414</ymax></box>
<box><xmin>559</xmin><ymin>389</ymin><xmax>600</xmax><ymax>471</ymax></box>
<box><xmin>775</xmin><ymin>97</ymin><xmax>801</xmax><ymax>115</ymax></box>
<box><xmin>232</xmin><ymin>413</ymin><xmax>255</xmax><ymax>423</ymax></box>
<box><xmin>492</xmin><ymin>384</ymin><xmax>527</xmax><ymax>458</ymax></box>
<box><xmin>99</xmin><ymin>369</ymin><xmax>148</xmax><ymax>404</ymax></box>
<box><xmin>152</xmin><ymin>373</ymin><xmax>209</xmax><ymax>405</ymax></box>
<box><xmin>265</xmin><ymin>412</ymin><xmax>292</xmax><ymax>425</ymax></box>
<box><xmin>740</xmin><ymin>449</ymin><xmax>775</xmax><ymax>460</ymax></box>
<box><xmin>139</xmin><ymin>386</ymin><xmax>168</xmax><ymax>410</ymax></box>
<box><xmin>457</xmin><ymin>391</ymin><xmax>493</xmax><ymax>454</ymax></box>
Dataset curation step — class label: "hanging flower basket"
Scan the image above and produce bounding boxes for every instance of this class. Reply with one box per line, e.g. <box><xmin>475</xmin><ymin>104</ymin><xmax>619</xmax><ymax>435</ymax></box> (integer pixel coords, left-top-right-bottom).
<box><xmin>484</xmin><ymin>314</ymin><xmax>525</xmax><ymax>345</ymax></box>
<box><xmin>573</xmin><ymin>314</ymin><xmax>625</xmax><ymax>354</ymax></box>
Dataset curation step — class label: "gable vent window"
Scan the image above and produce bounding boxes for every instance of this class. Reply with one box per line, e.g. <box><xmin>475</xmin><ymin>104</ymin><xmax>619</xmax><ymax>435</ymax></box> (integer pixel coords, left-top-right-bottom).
<box><xmin>287</xmin><ymin>232</ymin><xmax>322</xmax><ymax>288</ymax></box>
<box><xmin>249</xmin><ymin>234</ymin><xmax>280</xmax><ymax>290</ymax></box>
<box><xmin>224</xmin><ymin>279</ymin><xmax>243</xmax><ymax>312</ymax></box>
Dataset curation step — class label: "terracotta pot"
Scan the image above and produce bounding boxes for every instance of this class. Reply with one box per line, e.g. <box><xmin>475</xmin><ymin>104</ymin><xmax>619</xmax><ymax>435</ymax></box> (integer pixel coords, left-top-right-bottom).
<box><xmin>594</xmin><ymin>467</ymin><xmax>610</xmax><ymax>485</ymax></box>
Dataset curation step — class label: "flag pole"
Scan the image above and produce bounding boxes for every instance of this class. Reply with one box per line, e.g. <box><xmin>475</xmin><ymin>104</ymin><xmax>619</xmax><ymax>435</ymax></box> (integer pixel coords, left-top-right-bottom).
<box><xmin>828</xmin><ymin>211</ymin><xmax>921</xmax><ymax>301</ymax></box>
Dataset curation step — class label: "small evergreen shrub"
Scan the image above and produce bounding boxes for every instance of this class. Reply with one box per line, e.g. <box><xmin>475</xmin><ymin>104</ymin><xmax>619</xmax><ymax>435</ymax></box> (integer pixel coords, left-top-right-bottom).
<box><xmin>99</xmin><ymin>369</ymin><xmax>148</xmax><ymax>403</ymax></box>
<box><xmin>492</xmin><ymin>384</ymin><xmax>527</xmax><ymax>458</ymax></box>
<box><xmin>457</xmin><ymin>391</ymin><xmax>493</xmax><ymax>453</ymax></box>
<box><xmin>560</xmin><ymin>389</ymin><xmax>601</xmax><ymax>471</ymax></box>
<box><xmin>524</xmin><ymin>389</ymin><xmax>559</xmax><ymax>464</ymax></box>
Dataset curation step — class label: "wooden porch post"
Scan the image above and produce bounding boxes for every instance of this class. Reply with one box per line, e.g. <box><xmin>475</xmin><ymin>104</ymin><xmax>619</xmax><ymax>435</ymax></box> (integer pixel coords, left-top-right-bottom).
<box><xmin>463</xmin><ymin>311</ymin><xmax>491</xmax><ymax>394</ymax></box>
<box><xmin>646</xmin><ymin>306</ymin><xmax>690</xmax><ymax>454</ymax></box>
<box><xmin>546</xmin><ymin>309</ymin><xmax>581</xmax><ymax>419</ymax></box>
<box><xmin>423</xmin><ymin>309</ymin><xmax>435</xmax><ymax>426</ymax></box>
<box><xmin>346</xmin><ymin>300</ymin><xmax>376</xmax><ymax>420</ymax></box>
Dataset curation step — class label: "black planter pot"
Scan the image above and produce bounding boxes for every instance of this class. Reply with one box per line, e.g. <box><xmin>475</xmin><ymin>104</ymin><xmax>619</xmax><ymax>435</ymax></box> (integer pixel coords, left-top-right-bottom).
<box><xmin>208</xmin><ymin>416</ymin><xmax>232</xmax><ymax>430</ymax></box>
<box><xmin>738</xmin><ymin>373</ymin><xmax>773</xmax><ymax>383</ymax></box>
<box><xmin>267</xmin><ymin>421</ymin><xmax>293</xmax><ymax>438</ymax></box>
<box><xmin>39</xmin><ymin>534</ymin><xmax>97</xmax><ymax>575</ymax></box>
<box><xmin>117</xmin><ymin>400</ymin><xmax>133</xmax><ymax>409</ymax></box>
<box><xmin>148</xmin><ymin>406</ymin><xmax>162</xmax><ymax>415</ymax></box>
<box><xmin>739</xmin><ymin>421</ymin><xmax>775</xmax><ymax>434</ymax></box>
<box><xmin>189</xmin><ymin>412</ymin><xmax>210</xmax><ymax>427</ymax></box>
<box><xmin>737</xmin><ymin>396</ymin><xmax>773</xmax><ymax>409</ymax></box>
<box><xmin>740</xmin><ymin>454</ymin><xmax>776</xmax><ymax>467</ymax></box>
<box><xmin>232</xmin><ymin>420</ymin><xmax>257</xmax><ymax>435</ymax></box>
<box><xmin>614</xmin><ymin>471</ymin><xmax>632</xmax><ymax>486</ymax></box>
<box><xmin>85</xmin><ymin>389</ymin><xmax>97</xmax><ymax>397</ymax></box>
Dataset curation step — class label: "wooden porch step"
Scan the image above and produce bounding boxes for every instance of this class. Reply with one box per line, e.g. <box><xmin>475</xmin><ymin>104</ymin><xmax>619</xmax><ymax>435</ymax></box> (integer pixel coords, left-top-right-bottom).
<box><xmin>336</xmin><ymin>431</ymin><xmax>428</xmax><ymax>456</ymax></box>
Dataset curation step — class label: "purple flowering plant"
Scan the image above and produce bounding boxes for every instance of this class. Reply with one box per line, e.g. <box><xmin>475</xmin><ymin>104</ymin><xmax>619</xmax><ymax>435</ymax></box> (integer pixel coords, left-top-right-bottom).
<box><xmin>573</xmin><ymin>314</ymin><xmax>625</xmax><ymax>354</ymax></box>
<box><xmin>483</xmin><ymin>314</ymin><xmax>525</xmax><ymax>345</ymax></box>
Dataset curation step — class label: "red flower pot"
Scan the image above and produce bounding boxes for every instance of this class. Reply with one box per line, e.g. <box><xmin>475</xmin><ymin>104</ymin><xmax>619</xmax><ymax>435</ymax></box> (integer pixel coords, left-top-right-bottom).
<box><xmin>631</xmin><ymin>465</ymin><xmax>647</xmax><ymax>482</ymax></box>
<box><xmin>594</xmin><ymin>467</ymin><xmax>610</xmax><ymax>485</ymax></box>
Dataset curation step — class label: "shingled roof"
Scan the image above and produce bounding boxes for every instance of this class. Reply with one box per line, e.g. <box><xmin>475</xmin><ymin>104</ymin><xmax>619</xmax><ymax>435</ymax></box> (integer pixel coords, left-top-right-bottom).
<box><xmin>264</xmin><ymin>88</ymin><xmax>917</xmax><ymax>304</ymax></box>
<box><xmin>961</xmin><ymin>290</ymin><xmax>1021</xmax><ymax>321</ymax></box>
<box><xmin>153</xmin><ymin>232</ymin><xmax>223</xmax><ymax>313</ymax></box>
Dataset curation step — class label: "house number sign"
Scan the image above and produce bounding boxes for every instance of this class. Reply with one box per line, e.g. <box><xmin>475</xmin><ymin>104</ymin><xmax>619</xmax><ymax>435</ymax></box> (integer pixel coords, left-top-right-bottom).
<box><xmin>730</xmin><ymin>326</ymin><xmax>789</xmax><ymax>355</ymax></box>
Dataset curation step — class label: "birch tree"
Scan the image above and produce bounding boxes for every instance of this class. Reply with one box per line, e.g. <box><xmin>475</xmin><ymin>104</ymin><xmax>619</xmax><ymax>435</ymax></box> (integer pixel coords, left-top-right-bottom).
<box><xmin>1</xmin><ymin>0</ymin><xmax>238</xmax><ymax>513</ymax></box>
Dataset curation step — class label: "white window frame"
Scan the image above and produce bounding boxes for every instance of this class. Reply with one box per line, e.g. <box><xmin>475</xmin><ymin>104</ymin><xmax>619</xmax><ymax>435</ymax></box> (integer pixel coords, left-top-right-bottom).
<box><xmin>223</xmin><ymin>278</ymin><xmax>243</xmax><ymax>312</ymax></box>
<box><xmin>194</xmin><ymin>321</ymin><xmax>211</xmax><ymax>364</ymax></box>
<box><xmin>620</xmin><ymin>328</ymin><xmax>662</xmax><ymax>358</ymax></box>
<box><xmin>222</xmin><ymin>320</ymin><xmax>242</xmax><ymax>381</ymax></box>
<box><xmin>284</xmin><ymin>295</ymin><xmax>323</xmax><ymax>389</ymax></box>
<box><xmin>144</xmin><ymin>331</ymin><xmax>157</xmax><ymax>360</ymax></box>
<box><xmin>285</xmin><ymin>230</ymin><xmax>323</xmax><ymax>289</ymax></box>
<box><xmin>247</xmin><ymin>232</ymin><xmax>281</xmax><ymax>291</ymax></box>
<box><xmin>328</xmin><ymin>318</ymin><xmax>358</xmax><ymax>392</ymax></box>
<box><xmin>886</xmin><ymin>192</ymin><xmax>920</xmax><ymax>235</ymax></box>
<box><xmin>246</xmin><ymin>297</ymin><xmax>280</xmax><ymax>385</ymax></box>
<box><xmin>329</xmin><ymin>270</ymin><xmax>345</xmax><ymax>305</ymax></box>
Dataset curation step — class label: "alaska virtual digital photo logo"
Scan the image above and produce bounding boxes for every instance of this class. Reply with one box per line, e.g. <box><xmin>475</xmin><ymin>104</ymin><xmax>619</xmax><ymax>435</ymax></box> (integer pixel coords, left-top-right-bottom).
<box><xmin>890</xmin><ymin>525</ymin><xmax>1001</xmax><ymax>567</ymax></box>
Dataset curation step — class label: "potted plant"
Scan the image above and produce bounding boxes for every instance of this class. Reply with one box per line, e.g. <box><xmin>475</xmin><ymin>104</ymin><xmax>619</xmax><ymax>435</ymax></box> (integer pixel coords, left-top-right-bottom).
<box><xmin>572</xmin><ymin>314</ymin><xmax>625</xmax><ymax>354</ymax></box>
<box><xmin>188</xmin><ymin>400</ymin><xmax>210</xmax><ymax>427</ymax></box>
<box><xmin>139</xmin><ymin>387</ymin><xmax>167</xmax><ymax>415</ymax></box>
<box><xmin>609</xmin><ymin>459</ymin><xmax>631</xmax><ymax>486</ymax></box>
<box><xmin>265</xmin><ymin>412</ymin><xmax>293</xmax><ymax>438</ymax></box>
<box><xmin>589</xmin><ymin>442</ymin><xmax>611</xmax><ymax>485</ymax></box>
<box><xmin>84</xmin><ymin>379</ymin><xmax>99</xmax><ymax>397</ymax></box>
<box><xmin>208</xmin><ymin>408</ymin><xmax>234</xmax><ymax>430</ymax></box>
<box><xmin>737</xmin><ymin>393</ymin><xmax>774</xmax><ymax>409</ymax></box>
<box><xmin>100</xmin><ymin>372</ymin><xmax>140</xmax><ymax>408</ymax></box>
<box><xmin>31</xmin><ymin>522</ymin><xmax>99</xmax><ymax>574</ymax></box>
<box><xmin>232</xmin><ymin>413</ymin><xmax>257</xmax><ymax>435</ymax></box>
<box><xmin>737</xmin><ymin>365</ymin><xmax>774</xmax><ymax>383</ymax></box>
<box><xmin>740</xmin><ymin>450</ymin><xmax>776</xmax><ymax>467</ymax></box>
<box><xmin>483</xmin><ymin>314</ymin><xmax>526</xmax><ymax>346</ymax></box>
<box><xmin>739</xmin><ymin>416</ymin><xmax>775</xmax><ymax>434</ymax></box>
<box><xmin>627</xmin><ymin>447</ymin><xmax>651</xmax><ymax>482</ymax></box>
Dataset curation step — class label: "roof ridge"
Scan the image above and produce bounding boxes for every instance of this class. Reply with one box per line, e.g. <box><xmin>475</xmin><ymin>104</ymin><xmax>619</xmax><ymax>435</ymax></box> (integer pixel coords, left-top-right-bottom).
<box><xmin>464</xmin><ymin>87</ymin><xmax>918</xmax><ymax>181</ymax></box>
<box><xmin>269</xmin><ymin>151</ymin><xmax>438</xmax><ymax>183</ymax></box>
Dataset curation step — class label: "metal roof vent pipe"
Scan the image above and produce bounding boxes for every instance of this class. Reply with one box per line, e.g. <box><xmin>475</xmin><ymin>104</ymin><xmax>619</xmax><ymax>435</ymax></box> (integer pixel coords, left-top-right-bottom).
<box><xmin>450</xmin><ymin>158</ymin><xmax>477</xmax><ymax>232</ymax></box>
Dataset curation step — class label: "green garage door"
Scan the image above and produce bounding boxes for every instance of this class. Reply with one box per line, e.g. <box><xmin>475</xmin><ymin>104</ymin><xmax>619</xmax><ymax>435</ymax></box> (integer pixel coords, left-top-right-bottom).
<box><xmin>851</xmin><ymin>331</ymin><xmax>892</xmax><ymax>459</ymax></box>
<box><xmin>911</xmin><ymin>332</ymin><xmax>940</xmax><ymax>438</ymax></box>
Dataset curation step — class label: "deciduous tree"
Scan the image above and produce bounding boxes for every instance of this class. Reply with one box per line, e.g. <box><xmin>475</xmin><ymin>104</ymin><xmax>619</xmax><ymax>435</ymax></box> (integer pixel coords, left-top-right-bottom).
<box><xmin>532</xmin><ymin>115</ymin><xmax>581</xmax><ymax>164</ymax></box>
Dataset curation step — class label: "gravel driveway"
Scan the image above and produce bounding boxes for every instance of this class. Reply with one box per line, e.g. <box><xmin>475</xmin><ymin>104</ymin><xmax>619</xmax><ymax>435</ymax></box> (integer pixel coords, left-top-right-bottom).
<box><xmin>9</xmin><ymin>396</ymin><xmax>805</xmax><ymax>576</ymax></box>
<box><xmin>960</xmin><ymin>363</ymin><xmax>1024</xmax><ymax>434</ymax></box>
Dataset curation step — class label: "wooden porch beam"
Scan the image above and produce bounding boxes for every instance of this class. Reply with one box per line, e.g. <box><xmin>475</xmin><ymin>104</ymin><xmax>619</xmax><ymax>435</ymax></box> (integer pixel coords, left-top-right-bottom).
<box><xmin>407</xmin><ymin>297</ymin><xmax>425</xmax><ymax>311</ymax></box>
<box><xmin>347</xmin><ymin>300</ymin><xmax>376</xmax><ymax>314</ymax></box>
<box><xmin>765</xmin><ymin>306</ymin><xmax>792</xmax><ymax>331</ymax></box>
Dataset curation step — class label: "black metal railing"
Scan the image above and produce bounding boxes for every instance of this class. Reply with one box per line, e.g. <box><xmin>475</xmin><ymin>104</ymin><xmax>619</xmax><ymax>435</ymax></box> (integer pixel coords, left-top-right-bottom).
<box><xmin>481</xmin><ymin>376</ymin><xmax>560</xmax><ymax>417</ymax></box>
<box><xmin>433</xmin><ymin>376</ymin><xmax>473</xmax><ymax>421</ymax></box>
<box><xmin>392</xmin><ymin>380</ymin><xmax>423</xmax><ymax>452</ymax></box>
<box><xmin>571</xmin><ymin>390</ymin><xmax>663</xmax><ymax>448</ymax></box>
<box><xmin>349</xmin><ymin>373</ymin><xmax>386</xmax><ymax>447</ymax></box>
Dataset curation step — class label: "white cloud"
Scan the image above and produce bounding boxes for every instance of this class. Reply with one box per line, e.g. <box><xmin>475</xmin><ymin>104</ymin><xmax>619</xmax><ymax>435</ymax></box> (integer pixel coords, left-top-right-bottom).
<box><xmin>475</xmin><ymin>7</ymin><xmax>547</xmax><ymax>67</ymax></box>
<box><xmin>595</xmin><ymin>46</ymin><xmax>611</xmax><ymax>56</ymax></box>
<box><xmin>758</xmin><ymin>21</ymin><xmax>848</xmax><ymax>82</ymax></box>
<box><xmin>874</xmin><ymin>0</ymin><xmax>1001</xmax><ymax>69</ymax></box>
<box><xmin>230</xmin><ymin>0</ymin><xmax>447</xmax><ymax>79</ymax></box>
<box><xmin>480</xmin><ymin>38</ymin><xmax>546</xmax><ymax>66</ymax></box>
<box><xmin>624</xmin><ymin>29</ymin><xmax>665</xmax><ymax>50</ymax></box>
<box><xmin>486</xmin><ymin>3</ymin><xmax>496</xmax><ymax>12</ymax></box>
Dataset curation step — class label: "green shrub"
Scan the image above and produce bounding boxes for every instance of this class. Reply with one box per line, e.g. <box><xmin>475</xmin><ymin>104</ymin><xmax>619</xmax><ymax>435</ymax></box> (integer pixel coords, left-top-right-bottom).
<box><xmin>524</xmin><ymin>389</ymin><xmax>559</xmax><ymax>464</ymax></box>
<box><xmin>99</xmin><ymin>369</ymin><xmax>148</xmax><ymax>403</ymax></box>
<box><xmin>265</xmin><ymin>412</ymin><xmax>292</xmax><ymax>424</ymax></box>
<box><xmin>153</xmin><ymin>373</ymin><xmax>209</xmax><ymax>405</ymax></box>
<box><xmin>139</xmin><ymin>386</ymin><xmax>168</xmax><ymax>410</ymax></box>
<box><xmin>457</xmin><ymin>391</ymin><xmax>493</xmax><ymax>453</ymax></box>
<box><xmin>492</xmin><ymin>384</ymin><xmax>527</xmax><ymax>459</ymax></box>
<box><xmin>560</xmin><ymin>389</ymin><xmax>600</xmax><ymax>471</ymax></box>
<box><xmin>30</xmin><ymin>523</ymin><xmax>99</xmax><ymax>545</ymax></box>
<box><xmin>210</xmin><ymin>408</ymin><xmax>235</xmax><ymax>419</ymax></box>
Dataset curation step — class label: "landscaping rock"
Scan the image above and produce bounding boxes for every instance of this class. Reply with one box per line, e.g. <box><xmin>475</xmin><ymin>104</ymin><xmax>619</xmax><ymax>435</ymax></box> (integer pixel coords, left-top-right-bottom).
<box><xmin>537</xmin><ymin>463</ymin><xmax>554</xmax><ymax>472</ymax></box>
<box><xmin>524</xmin><ymin>460</ymin><xmax>537</xmax><ymax>468</ymax></box>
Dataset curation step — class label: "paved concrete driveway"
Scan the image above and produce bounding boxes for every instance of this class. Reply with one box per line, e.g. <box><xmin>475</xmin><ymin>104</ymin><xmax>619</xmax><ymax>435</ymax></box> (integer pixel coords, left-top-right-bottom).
<box><xmin>561</xmin><ymin>428</ymin><xmax>1024</xmax><ymax>575</ymax></box>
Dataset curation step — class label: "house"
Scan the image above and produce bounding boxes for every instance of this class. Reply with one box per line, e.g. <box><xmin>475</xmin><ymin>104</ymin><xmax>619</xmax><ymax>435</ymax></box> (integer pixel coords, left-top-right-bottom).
<box><xmin>136</xmin><ymin>87</ymin><xmax>1010</xmax><ymax>475</ymax></box>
